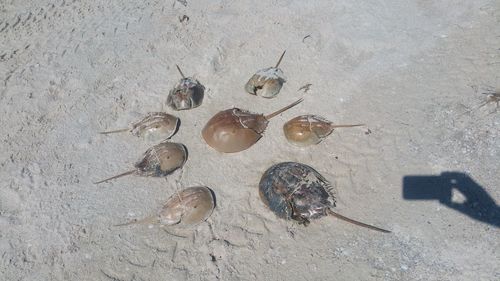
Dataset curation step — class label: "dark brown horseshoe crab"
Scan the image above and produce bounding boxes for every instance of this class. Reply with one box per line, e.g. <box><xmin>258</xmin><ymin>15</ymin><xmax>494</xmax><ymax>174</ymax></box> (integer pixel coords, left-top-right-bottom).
<box><xmin>259</xmin><ymin>162</ymin><xmax>390</xmax><ymax>233</ymax></box>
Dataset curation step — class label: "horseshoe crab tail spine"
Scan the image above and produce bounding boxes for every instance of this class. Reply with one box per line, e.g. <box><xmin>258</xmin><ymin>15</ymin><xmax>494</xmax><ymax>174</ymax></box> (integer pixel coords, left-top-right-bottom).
<box><xmin>175</xmin><ymin>64</ymin><xmax>186</xmax><ymax>79</ymax></box>
<box><xmin>113</xmin><ymin>216</ymin><xmax>158</xmax><ymax>227</ymax></box>
<box><xmin>275</xmin><ymin>50</ymin><xmax>286</xmax><ymax>68</ymax></box>
<box><xmin>329</xmin><ymin>124</ymin><xmax>365</xmax><ymax>129</ymax></box>
<box><xmin>94</xmin><ymin>170</ymin><xmax>136</xmax><ymax>184</ymax></box>
<box><xmin>99</xmin><ymin>128</ymin><xmax>130</xmax><ymax>135</ymax></box>
<box><xmin>327</xmin><ymin>209</ymin><xmax>391</xmax><ymax>233</ymax></box>
<box><xmin>265</xmin><ymin>98</ymin><xmax>303</xmax><ymax>120</ymax></box>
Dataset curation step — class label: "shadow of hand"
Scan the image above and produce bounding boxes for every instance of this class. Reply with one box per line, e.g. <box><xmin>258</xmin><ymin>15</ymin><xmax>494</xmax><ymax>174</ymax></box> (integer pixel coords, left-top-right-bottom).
<box><xmin>403</xmin><ymin>172</ymin><xmax>499</xmax><ymax>227</ymax></box>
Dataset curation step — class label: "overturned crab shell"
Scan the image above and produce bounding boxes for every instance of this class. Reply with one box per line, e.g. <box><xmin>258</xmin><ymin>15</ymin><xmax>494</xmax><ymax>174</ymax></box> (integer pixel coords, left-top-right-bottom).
<box><xmin>283</xmin><ymin>115</ymin><xmax>364</xmax><ymax>147</ymax></box>
<box><xmin>245</xmin><ymin>50</ymin><xmax>287</xmax><ymax>99</ymax></box>
<box><xmin>259</xmin><ymin>162</ymin><xmax>335</xmax><ymax>224</ymax></box>
<box><xmin>245</xmin><ymin>67</ymin><xmax>286</xmax><ymax>98</ymax></box>
<box><xmin>135</xmin><ymin>141</ymin><xmax>187</xmax><ymax>177</ymax></box>
<box><xmin>130</xmin><ymin>112</ymin><xmax>179</xmax><ymax>141</ymax></box>
<box><xmin>167</xmin><ymin>78</ymin><xmax>205</xmax><ymax>110</ymax></box>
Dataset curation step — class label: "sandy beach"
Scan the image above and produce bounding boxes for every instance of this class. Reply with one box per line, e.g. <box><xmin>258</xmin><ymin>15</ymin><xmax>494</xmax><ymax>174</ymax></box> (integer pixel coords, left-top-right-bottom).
<box><xmin>1</xmin><ymin>0</ymin><xmax>499</xmax><ymax>280</ymax></box>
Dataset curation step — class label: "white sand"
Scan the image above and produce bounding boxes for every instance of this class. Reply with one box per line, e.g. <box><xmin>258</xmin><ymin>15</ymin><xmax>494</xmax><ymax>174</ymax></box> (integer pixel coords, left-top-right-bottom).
<box><xmin>1</xmin><ymin>0</ymin><xmax>499</xmax><ymax>280</ymax></box>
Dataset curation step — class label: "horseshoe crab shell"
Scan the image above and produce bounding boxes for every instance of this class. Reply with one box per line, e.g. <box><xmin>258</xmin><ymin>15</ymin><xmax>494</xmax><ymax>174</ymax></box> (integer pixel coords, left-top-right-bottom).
<box><xmin>134</xmin><ymin>142</ymin><xmax>187</xmax><ymax>177</ymax></box>
<box><xmin>244</xmin><ymin>51</ymin><xmax>287</xmax><ymax>98</ymax></box>
<box><xmin>202</xmin><ymin>99</ymin><xmax>303</xmax><ymax>153</ymax></box>
<box><xmin>259</xmin><ymin>162</ymin><xmax>390</xmax><ymax>232</ymax></box>
<box><xmin>99</xmin><ymin>112</ymin><xmax>180</xmax><ymax>142</ymax></box>
<box><xmin>166</xmin><ymin>65</ymin><xmax>205</xmax><ymax>110</ymax></box>
<box><xmin>259</xmin><ymin>162</ymin><xmax>335</xmax><ymax>224</ymax></box>
<box><xmin>158</xmin><ymin>186</ymin><xmax>215</xmax><ymax>226</ymax></box>
<box><xmin>202</xmin><ymin>108</ymin><xmax>268</xmax><ymax>153</ymax></box>
<box><xmin>129</xmin><ymin>112</ymin><xmax>180</xmax><ymax>141</ymax></box>
<box><xmin>94</xmin><ymin>141</ymin><xmax>187</xmax><ymax>184</ymax></box>
<box><xmin>283</xmin><ymin>115</ymin><xmax>363</xmax><ymax>147</ymax></box>
<box><xmin>245</xmin><ymin>67</ymin><xmax>286</xmax><ymax>98</ymax></box>
<box><xmin>117</xmin><ymin>186</ymin><xmax>216</xmax><ymax>227</ymax></box>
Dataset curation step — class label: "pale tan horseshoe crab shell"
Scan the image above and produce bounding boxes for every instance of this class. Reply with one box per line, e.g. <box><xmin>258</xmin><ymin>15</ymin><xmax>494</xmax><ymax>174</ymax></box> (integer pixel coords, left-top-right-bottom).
<box><xmin>116</xmin><ymin>186</ymin><xmax>216</xmax><ymax>228</ymax></box>
<box><xmin>99</xmin><ymin>112</ymin><xmax>180</xmax><ymax>142</ymax></box>
<box><xmin>94</xmin><ymin>141</ymin><xmax>187</xmax><ymax>184</ymax></box>
<box><xmin>283</xmin><ymin>115</ymin><xmax>364</xmax><ymax>147</ymax></box>
<box><xmin>244</xmin><ymin>51</ymin><xmax>287</xmax><ymax>98</ymax></box>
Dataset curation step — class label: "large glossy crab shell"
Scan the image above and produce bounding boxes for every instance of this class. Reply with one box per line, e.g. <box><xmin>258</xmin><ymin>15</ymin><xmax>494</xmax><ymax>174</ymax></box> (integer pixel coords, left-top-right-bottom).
<box><xmin>259</xmin><ymin>162</ymin><xmax>335</xmax><ymax>224</ymax></box>
<box><xmin>202</xmin><ymin>108</ymin><xmax>268</xmax><ymax>153</ymax></box>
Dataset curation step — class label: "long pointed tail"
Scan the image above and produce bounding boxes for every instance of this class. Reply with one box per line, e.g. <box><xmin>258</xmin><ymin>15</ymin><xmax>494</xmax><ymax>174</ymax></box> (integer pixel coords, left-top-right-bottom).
<box><xmin>265</xmin><ymin>98</ymin><xmax>303</xmax><ymax>120</ymax></box>
<box><xmin>94</xmin><ymin>170</ymin><xmax>136</xmax><ymax>184</ymax></box>
<box><xmin>176</xmin><ymin>64</ymin><xmax>186</xmax><ymax>79</ymax></box>
<box><xmin>114</xmin><ymin>216</ymin><xmax>158</xmax><ymax>227</ymax></box>
<box><xmin>327</xmin><ymin>209</ymin><xmax>391</xmax><ymax>233</ymax></box>
<box><xmin>99</xmin><ymin>128</ymin><xmax>129</xmax><ymax>135</ymax></box>
<box><xmin>275</xmin><ymin>50</ymin><xmax>286</xmax><ymax>68</ymax></box>
<box><xmin>329</xmin><ymin>124</ymin><xmax>365</xmax><ymax>129</ymax></box>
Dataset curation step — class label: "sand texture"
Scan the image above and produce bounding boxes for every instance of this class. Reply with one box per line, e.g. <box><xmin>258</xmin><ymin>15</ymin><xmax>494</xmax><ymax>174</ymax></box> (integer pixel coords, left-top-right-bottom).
<box><xmin>1</xmin><ymin>0</ymin><xmax>499</xmax><ymax>280</ymax></box>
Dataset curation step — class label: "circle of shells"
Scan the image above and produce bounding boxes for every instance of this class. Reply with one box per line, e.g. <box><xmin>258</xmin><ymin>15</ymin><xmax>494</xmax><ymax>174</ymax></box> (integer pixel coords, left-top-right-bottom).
<box><xmin>95</xmin><ymin>51</ymin><xmax>390</xmax><ymax>233</ymax></box>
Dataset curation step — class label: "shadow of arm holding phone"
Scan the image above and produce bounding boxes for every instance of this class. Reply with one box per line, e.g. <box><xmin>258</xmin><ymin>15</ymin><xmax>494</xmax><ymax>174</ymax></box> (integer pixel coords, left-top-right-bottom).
<box><xmin>403</xmin><ymin>172</ymin><xmax>500</xmax><ymax>227</ymax></box>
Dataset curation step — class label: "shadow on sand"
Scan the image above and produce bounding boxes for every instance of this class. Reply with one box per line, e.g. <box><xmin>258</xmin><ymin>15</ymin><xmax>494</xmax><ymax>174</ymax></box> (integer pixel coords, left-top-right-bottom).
<box><xmin>403</xmin><ymin>172</ymin><xmax>499</xmax><ymax>227</ymax></box>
